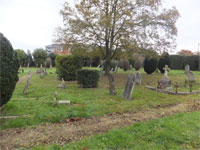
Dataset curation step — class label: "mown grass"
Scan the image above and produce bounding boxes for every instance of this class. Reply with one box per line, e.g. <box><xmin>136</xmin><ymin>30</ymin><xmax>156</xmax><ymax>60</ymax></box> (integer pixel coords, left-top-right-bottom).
<box><xmin>0</xmin><ymin>67</ymin><xmax>200</xmax><ymax>130</ymax></box>
<box><xmin>31</xmin><ymin>111</ymin><xmax>200</xmax><ymax>150</ymax></box>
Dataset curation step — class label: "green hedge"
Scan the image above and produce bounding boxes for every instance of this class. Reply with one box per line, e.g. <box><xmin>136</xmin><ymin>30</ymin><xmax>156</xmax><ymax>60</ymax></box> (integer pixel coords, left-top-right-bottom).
<box><xmin>158</xmin><ymin>52</ymin><xmax>170</xmax><ymax>73</ymax></box>
<box><xmin>77</xmin><ymin>69</ymin><xmax>100</xmax><ymax>88</ymax></box>
<box><xmin>169</xmin><ymin>55</ymin><xmax>200</xmax><ymax>71</ymax></box>
<box><xmin>0</xmin><ymin>33</ymin><xmax>19</xmax><ymax>107</ymax></box>
<box><xmin>56</xmin><ymin>55</ymin><xmax>83</xmax><ymax>81</ymax></box>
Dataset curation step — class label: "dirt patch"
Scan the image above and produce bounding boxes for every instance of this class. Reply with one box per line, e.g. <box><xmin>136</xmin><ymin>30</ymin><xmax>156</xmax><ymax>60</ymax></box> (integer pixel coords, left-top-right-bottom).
<box><xmin>0</xmin><ymin>100</ymin><xmax>200</xmax><ymax>150</ymax></box>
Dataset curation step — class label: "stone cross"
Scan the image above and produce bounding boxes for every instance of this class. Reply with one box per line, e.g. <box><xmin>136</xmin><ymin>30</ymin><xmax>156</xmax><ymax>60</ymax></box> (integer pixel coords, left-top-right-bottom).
<box><xmin>163</xmin><ymin>65</ymin><xmax>170</xmax><ymax>77</ymax></box>
<box><xmin>122</xmin><ymin>73</ymin><xmax>136</xmax><ymax>100</ymax></box>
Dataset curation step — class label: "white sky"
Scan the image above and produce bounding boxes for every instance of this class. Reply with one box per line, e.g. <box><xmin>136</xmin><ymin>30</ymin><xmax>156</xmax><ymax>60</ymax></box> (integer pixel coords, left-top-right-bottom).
<box><xmin>0</xmin><ymin>0</ymin><xmax>200</xmax><ymax>53</ymax></box>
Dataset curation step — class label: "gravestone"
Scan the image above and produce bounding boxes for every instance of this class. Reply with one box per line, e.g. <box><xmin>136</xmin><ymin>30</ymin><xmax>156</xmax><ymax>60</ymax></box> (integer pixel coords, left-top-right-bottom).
<box><xmin>185</xmin><ymin>65</ymin><xmax>195</xmax><ymax>83</ymax></box>
<box><xmin>135</xmin><ymin>72</ymin><xmax>142</xmax><ymax>85</ymax></box>
<box><xmin>114</xmin><ymin>65</ymin><xmax>118</xmax><ymax>74</ymax></box>
<box><xmin>23</xmin><ymin>73</ymin><xmax>32</xmax><ymax>95</ymax></box>
<box><xmin>58</xmin><ymin>78</ymin><xmax>66</xmax><ymax>89</ymax></box>
<box><xmin>122</xmin><ymin>73</ymin><xmax>136</xmax><ymax>100</ymax></box>
<box><xmin>157</xmin><ymin>65</ymin><xmax>171</xmax><ymax>89</ymax></box>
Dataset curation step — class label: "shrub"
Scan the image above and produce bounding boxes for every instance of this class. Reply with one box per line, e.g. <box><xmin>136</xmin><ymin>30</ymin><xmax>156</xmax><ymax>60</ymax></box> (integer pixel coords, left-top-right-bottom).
<box><xmin>158</xmin><ymin>52</ymin><xmax>170</xmax><ymax>73</ymax></box>
<box><xmin>134</xmin><ymin>56</ymin><xmax>144</xmax><ymax>71</ymax></box>
<box><xmin>0</xmin><ymin>33</ymin><xmax>19</xmax><ymax>107</ymax></box>
<box><xmin>77</xmin><ymin>69</ymin><xmax>100</xmax><ymax>88</ymax></box>
<box><xmin>144</xmin><ymin>57</ymin><xmax>158</xmax><ymax>74</ymax></box>
<box><xmin>118</xmin><ymin>59</ymin><xmax>129</xmax><ymax>71</ymax></box>
<box><xmin>56</xmin><ymin>55</ymin><xmax>83</xmax><ymax>81</ymax></box>
<box><xmin>48</xmin><ymin>52</ymin><xmax>56</xmax><ymax>67</ymax></box>
<box><xmin>45</xmin><ymin>57</ymin><xmax>52</xmax><ymax>68</ymax></box>
<box><xmin>33</xmin><ymin>48</ymin><xmax>47</xmax><ymax>67</ymax></box>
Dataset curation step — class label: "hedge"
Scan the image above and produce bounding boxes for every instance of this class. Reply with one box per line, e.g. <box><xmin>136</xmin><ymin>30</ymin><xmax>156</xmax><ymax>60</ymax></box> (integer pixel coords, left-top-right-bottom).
<box><xmin>169</xmin><ymin>55</ymin><xmax>200</xmax><ymax>71</ymax></box>
<box><xmin>77</xmin><ymin>69</ymin><xmax>100</xmax><ymax>88</ymax></box>
<box><xmin>55</xmin><ymin>55</ymin><xmax>83</xmax><ymax>81</ymax></box>
<box><xmin>144</xmin><ymin>57</ymin><xmax>158</xmax><ymax>74</ymax></box>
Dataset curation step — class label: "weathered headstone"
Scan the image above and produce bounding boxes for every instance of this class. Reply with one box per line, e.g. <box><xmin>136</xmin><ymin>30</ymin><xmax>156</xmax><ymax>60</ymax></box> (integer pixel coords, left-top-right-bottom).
<box><xmin>122</xmin><ymin>73</ymin><xmax>136</xmax><ymax>100</ymax></box>
<box><xmin>97</xmin><ymin>64</ymin><xmax>101</xmax><ymax>68</ymax></box>
<box><xmin>58</xmin><ymin>78</ymin><xmax>66</xmax><ymax>89</ymax></box>
<box><xmin>185</xmin><ymin>65</ymin><xmax>195</xmax><ymax>83</ymax></box>
<box><xmin>58</xmin><ymin>100</ymin><xmax>70</xmax><ymax>104</ymax></box>
<box><xmin>135</xmin><ymin>72</ymin><xmax>142</xmax><ymax>85</ymax></box>
<box><xmin>27</xmin><ymin>63</ymin><xmax>29</xmax><ymax>68</ymax></box>
<box><xmin>114</xmin><ymin>65</ymin><xmax>118</xmax><ymax>74</ymax></box>
<box><xmin>157</xmin><ymin>65</ymin><xmax>171</xmax><ymax>89</ymax></box>
<box><xmin>23</xmin><ymin>73</ymin><xmax>32</xmax><ymax>95</ymax></box>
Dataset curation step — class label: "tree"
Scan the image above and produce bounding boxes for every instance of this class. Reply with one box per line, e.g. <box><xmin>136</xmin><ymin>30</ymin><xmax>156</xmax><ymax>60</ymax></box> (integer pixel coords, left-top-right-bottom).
<box><xmin>48</xmin><ymin>52</ymin><xmax>56</xmax><ymax>67</ymax></box>
<box><xmin>177</xmin><ymin>49</ymin><xmax>194</xmax><ymax>56</ymax></box>
<box><xmin>33</xmin><ymin>48</ymin><xmax>47</xmax><ymax>67</ymax></box>
<box><xmin>0</xmin><ymin>33</ymin><xmax>19</xmax><ymax>106</ymax></box>
<box><xmin>26</xmin><ymin>50</ymin><xmax>34</xmax><ymax>67</ymax></box>
<box><xmin>15</xmin><ymin>49</ymin><xmax>27</xmax><ymax>67</ymax></box>
<box><xmin>56</xmin><ymin>0</ymin><xmax>179</xmax><ymax>95</ymax></box>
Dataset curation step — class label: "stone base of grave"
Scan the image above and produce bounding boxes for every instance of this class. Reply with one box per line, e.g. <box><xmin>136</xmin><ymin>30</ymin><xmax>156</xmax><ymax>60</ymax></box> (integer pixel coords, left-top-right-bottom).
<box><xmin>157</xmin><ymin>77</ymin><xmax>171</xmax><ymax>89</ymax></box>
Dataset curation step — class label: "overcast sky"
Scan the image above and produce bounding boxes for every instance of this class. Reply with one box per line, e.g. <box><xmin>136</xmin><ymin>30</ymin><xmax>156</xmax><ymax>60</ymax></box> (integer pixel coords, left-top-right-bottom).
<box><xmin>0</xmin><ymin>0</ymin><xmax>200</xmax><ymax>53</ymax></box>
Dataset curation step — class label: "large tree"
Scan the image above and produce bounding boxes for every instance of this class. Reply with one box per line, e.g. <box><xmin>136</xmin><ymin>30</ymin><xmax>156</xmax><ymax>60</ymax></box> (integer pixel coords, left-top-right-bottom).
<box><xmin>56</xmin><ymin>0</ymin><xmax>179</xmax><ymax>95</ymax></box>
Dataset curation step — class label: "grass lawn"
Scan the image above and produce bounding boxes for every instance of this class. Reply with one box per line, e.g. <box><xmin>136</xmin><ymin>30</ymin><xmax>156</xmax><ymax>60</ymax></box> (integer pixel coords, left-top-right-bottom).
<box><xmin>0</xmin><ymin>67</ymin><xmax>200</xmax><ymax>130</ymax></box>
<box><xmin>32</xmin><ymin>111</ymin><xmax>200</xmax><ymax>150</ymax></box>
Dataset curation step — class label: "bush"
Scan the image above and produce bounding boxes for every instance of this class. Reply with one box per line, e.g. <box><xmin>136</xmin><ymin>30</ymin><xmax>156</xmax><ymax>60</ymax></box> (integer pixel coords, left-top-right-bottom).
<box><xmin>158</xmin><ymin>52</ymin><xmax>170</xmax><ymax>73</ymax></box>
<box><xmin>45</xmin><ymin>57</ymin><xmax>52</xmax><ymax>68</ymax></box>
<box><xmin>0</xmin><ymin>33</ymin><xmax>19</xmax><ymax>107</ymax></box>
<box><xmin>118</xmin><ymin>59</ymin><xmax>129</xmax><ymax>71</ymax></box>
<box><xmin>144</xmin><ymin>57</ymin><xmax>158</xmax><ymax>74</ymax></box>
<box><xmin>56</xmin><ymin>55</ymin><xmax>83</xmax><ymax>81</ymax></box>
<box><xmin>48</xmin><ymin>52</ymin><xmax>56</xmax><ymax>67</ymax></box>
<box><xmin>77</xmin><ymin>69</ymin><xmax>100</xmax><ymax>88</ymax></box>
<box><xmin>134</xmin><ymin>56</ymin><xmax>144</xmax><ymax>71</ymax></box>
<box><xmin>33</xmin><ymin>48</ymin><xmax>47</xmax><ymax>67</ymax></box>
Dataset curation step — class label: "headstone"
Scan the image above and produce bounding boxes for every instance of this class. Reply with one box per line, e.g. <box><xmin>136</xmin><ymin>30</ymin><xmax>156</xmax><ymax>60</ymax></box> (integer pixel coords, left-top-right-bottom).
<box><xmin>58</xmin><ymin>78</ymin><xmax>66</xmax><ymax>89</ymax></box>
<box><xmin>157</xmin><ymin>65</ymin><xmax>171</xmax><ymax>89</ymax></box>
<box><xmin>163</xmin><ymin>65</ymin><xmax>170</xmax><ymax>77</ymax></box>
<box><xmin>27</xmin><ymin>63</ymin><xmax>29</xmax><ymax>68</ymax></box>
<box><xmin>114</xmin><ymin>65</ymin><xmax>118</xmax><ymax>74</ymax></box>
<box><xmin>135</xmin><ymin>72</ymin><xmax>142</xmax><ymax>85</ymax></box>
<box><xmin>23</xmin><ymin>73</ymin><xmax>32</xmax><ymax>95</ymax></box>
<box><xmin>185</xmin><ymin>65</ymin><xmax>195</xmax><ymax>83</ymax></box>
<box><xmin>58</xmin><ymin>100</ymin><xmax>70</xmax><ymax>104</ymax></box>
<box><xmin>97</xmin><ymin>64</ymin><xmax>101</xmax><ymax>68</ymax></box>
<box><xmin>50</xmin><ymin>64</ymin><xmax>52</xmax><ymax>68</ymax></box>
<box><xmin>122</xmin><ymin>73</ymin><xmax>136</xmax><ymax>100</ymax></box>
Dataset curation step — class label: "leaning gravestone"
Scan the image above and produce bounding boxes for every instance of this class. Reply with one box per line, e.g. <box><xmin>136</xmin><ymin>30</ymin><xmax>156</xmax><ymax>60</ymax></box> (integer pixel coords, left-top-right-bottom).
<box><xmin>122</xmin><ymin>73</ymin><xmax>136</xmax><ymax>100</ymax></box>
<box><xmin>157</xmin><ymin>65</ymin><xmax>171</xmax><ymax>89</ymax></box>
<box><xmin>135</xmin><ymin>72</ymin><xmax>142</xmax><ymax>85</ymax></box>
<box><xmin>185</xmin><ymin>65</ymin><xmax>195</xmax><ymax>83</ymax></box>
<box><xmin>23</xmin><ymin>72</ymin><xmax>32</xmax><ymax>95</ymax></box>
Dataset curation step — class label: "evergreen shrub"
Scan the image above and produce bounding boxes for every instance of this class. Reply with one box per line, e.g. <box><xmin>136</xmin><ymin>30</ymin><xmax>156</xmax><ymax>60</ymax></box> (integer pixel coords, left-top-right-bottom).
<box><xmin>77</xmin><ymin>69</ymin><xmax>100</xmax><ymax>88</ymax></box>
<box><xmin>55</xmin><ymin>55</ymin><xmax>83</xmax><ymax>81</ymax></box>
<box><xmin>0</xmin><ymin>33</ymin><xmax>19</xmax><ymax>106</ymax></box>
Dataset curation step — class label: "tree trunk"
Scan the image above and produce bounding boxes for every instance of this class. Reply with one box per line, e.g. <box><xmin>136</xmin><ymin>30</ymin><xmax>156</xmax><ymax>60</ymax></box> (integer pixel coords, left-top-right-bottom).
<box><xmin>105</xmin><ymin>59</ymin><xmax>116</xmax><ymax>95</ymax></box>
<box><xmin>107</xmin><ymin>72</ymin><xmax>116</xmax><ymax>95</ymax></box>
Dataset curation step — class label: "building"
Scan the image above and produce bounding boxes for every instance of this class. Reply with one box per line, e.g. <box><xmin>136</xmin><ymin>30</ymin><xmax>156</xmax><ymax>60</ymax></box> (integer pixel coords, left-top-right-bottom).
<box><xmin>45</xmin><ymin>44</ymin><xmax>71</xmax><ymax>55</ymax></box>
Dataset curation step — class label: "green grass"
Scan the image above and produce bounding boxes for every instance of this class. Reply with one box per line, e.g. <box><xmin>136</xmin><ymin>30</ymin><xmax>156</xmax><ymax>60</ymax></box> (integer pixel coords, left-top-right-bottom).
<box><xmin>0</xmin><ymin>67</ymin><xmax>200</xmax><ymax>130</ymax></box>
<box><xmin>33</xmin><ymin>111</ymin><xmax>200</xmax><ymax>150</ymax></box>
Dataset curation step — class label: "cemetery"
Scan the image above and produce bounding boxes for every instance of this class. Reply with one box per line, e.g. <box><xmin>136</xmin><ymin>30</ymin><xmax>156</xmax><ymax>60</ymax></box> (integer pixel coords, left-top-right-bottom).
<box><xmin>1</xmin><ymin>0</ymin><xmax>200</xmax><ymax>149</ymax></box>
